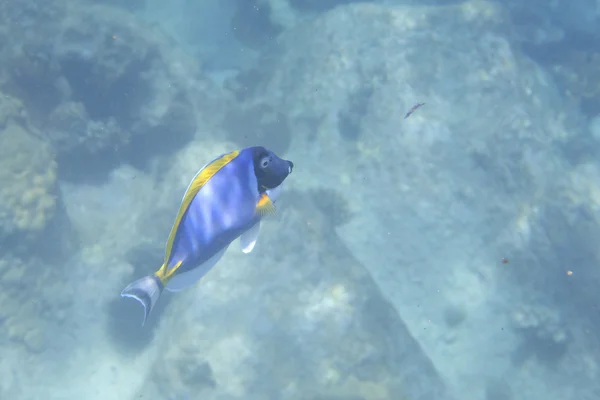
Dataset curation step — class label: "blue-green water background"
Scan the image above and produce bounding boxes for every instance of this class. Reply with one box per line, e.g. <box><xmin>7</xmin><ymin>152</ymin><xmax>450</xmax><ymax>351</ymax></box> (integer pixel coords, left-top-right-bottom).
<box><xmin>2</xmin><ymin>0</ymin><xmax>600</xmax><ymax>399</ymax></box>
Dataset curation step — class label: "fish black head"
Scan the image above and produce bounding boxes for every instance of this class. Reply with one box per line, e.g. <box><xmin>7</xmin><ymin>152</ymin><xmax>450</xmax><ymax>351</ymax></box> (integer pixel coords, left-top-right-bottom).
<box><xmin>251</xmin><ymin>146</ymin><xmax>293</xmax><ymax>191</ymax></box>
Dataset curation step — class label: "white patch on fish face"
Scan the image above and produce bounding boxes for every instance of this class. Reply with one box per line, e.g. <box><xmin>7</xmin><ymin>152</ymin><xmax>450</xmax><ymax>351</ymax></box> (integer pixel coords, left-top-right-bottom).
<box><xmin>266</xmin><ymin>183</ymin><xmax>283</xmax><ymax>202</ymax></box>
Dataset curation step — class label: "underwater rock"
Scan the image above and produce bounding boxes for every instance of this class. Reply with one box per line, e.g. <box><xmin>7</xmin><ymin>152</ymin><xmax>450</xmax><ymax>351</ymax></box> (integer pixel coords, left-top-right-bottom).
<box><xmin>236</xmin><ymin>2</ymin><xmax>594</xmax><ymax>398</ymax></box>
<box><xmin>307</xmin><ymin>187</ymin><xmax>354</xmax><ymax>227</ymax></box>
<box><xmin>52</xmin><ymin>4</ymin><xmax>198</xmax><ymax>157</ymax></box>
<box><xmin>93</xmin><ymin>0</ymin><xmax>145</xmax><ymax>11</ymax></box>
<box><xmin>151</xmin><ymin>335</ymin><xmax>217</xmax><ymax>398</ymax></box>
<box><xmin>510</xmin><ymin>303</ymin><xmax>569</xmax><ymax>361</ymax></box>
<box><xmin>484</xmin><ymin>377</ymin><xmax>513</xmax><ymax>400</ymax></box>
<box><xmin>288</xmin><ymin>0</ymin><xmax>362</xmax><ymax>11</ymax></box>
<box><xmin>494</xmin><ymin>0</ymin><xmax>600</xmax><ymax>118</ymax></box>
<box><xmin>231</xmin><ymin>0</ymin><xmax>283</xmax><ymax>50</ymax></box>
<box><xmin>0</xmin><ymin>0</ymin><xmax>225</xmax><ymax>169</ymax></box>
<box><xmin>223</xmin><ymin>103</ymin><xmax>291</xmax><ymax>156</ymax></box>
<box><xmin>511</xmin><ymin>304</ymin><xmax>567</xmax><ymax>344</ymax></box>
<box><xmin>502</xmin><ymin>0</ymin><xmax>600</xmax><ymax>43</ymax></box>
<box><xmin>23</xmin><ymin>328</ymin><xmax>46</xmax><ymax>354</ymax></box>
<box><xmin>47</xmin><ymin>101</ymin><xmax>128</xmax><ymax>154</ymax></box>
<box><xmin>541</xmin><ymin>47</ymin><xmax>600</xmax><ymax>119</ymax></box>
<box><xmin>254</xmin><ymin>0</ymin><xmax>375</xmax><ymax>32</ymax></box>
<box><xmin>134</xmin><ymin>191</ymin><xmax>452</xmax><ymax>400</ymax></box>
<box><xmin>443</xmin><ymin>304</ymin><xmax>467</xmax><ymax>328</ymax></box>
<box><xmin>253</xmin><ymin>0</ymin><xmax>464</xmax><ymax>34</ymax></box>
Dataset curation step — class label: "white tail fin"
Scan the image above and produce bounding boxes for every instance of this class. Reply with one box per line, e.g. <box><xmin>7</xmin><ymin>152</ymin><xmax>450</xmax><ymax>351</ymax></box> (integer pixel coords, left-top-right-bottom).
<box><xmin>120</xmin><ymin>275</ymin><xmax>163</xmax><ymax>326</ymax></box>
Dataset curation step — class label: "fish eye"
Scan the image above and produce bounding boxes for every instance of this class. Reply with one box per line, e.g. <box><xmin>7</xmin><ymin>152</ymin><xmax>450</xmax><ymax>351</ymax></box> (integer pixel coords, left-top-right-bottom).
<box><xmin>260</xmin><ymin>156</ymin><xmax>270</xmax><ymax>169</ymax></box>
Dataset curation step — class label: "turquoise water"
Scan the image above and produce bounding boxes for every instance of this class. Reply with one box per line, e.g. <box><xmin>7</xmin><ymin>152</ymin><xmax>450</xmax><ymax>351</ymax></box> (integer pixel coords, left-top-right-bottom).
<box><xmin>1</xmin><ymin>0</ymin><xmax>600</xmax><ymax>399</ymax></box>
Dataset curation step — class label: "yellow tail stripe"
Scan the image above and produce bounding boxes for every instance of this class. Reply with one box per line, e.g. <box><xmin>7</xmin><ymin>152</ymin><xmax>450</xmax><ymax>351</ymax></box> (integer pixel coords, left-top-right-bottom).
<box><xmin>162</xmin><ymin>150</ymin><xmax>240</xmax><ymax>268</ymax></box>
<box><xmin>155</xmin><ymin>260</ymin><xmax>183</xmax><ymax>285</ymax></box>
<box><xmin>155</xmin><ymin>263</ymin><xmax>168</xmax><ymax>285</ymax></box>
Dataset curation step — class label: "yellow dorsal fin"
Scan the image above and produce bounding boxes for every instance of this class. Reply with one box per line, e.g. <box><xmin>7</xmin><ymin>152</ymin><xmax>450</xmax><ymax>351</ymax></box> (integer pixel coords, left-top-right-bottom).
<box><xmin>255</xmin><ymin>193</ymin><xmax>277</xmax><ymax>217</ymax></box>
<box><xmin>163</xmin><ymin>150</ymin><xmax>240</xmax><ymax>265</ymax></box>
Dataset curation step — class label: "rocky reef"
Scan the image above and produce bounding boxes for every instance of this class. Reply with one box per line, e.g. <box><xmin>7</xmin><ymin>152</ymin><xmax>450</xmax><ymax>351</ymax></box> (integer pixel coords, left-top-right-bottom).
<box><xmin>1</xmin><ymin>1</ymin><xmax>600</xmax><ymax>400</ymax></box>
<box><xmin>133</xmin><ymin>191</ymin><xmax>450</xmax><ymax>400</ymax></box>
<box><xmin>0</xmin><ymin>1</ymin><xmax>231</xmax><ymax>396</ymax></box>
<box><xmin>227</xmin><ymin>1</ymin><xmax>600</xmax><ymax>399</ymax></box>
<box><xmin>0</xmin><ymin>0</ymin><xmax>227</xmax><ymax>169</ymax></box>
<box><xmin>0</xmin><ymin>92</ymin><xmax>74</xmax><ymax>362</ymax></box>
<box><xmin>511</xmin><ymin>303</ymin><xmax>569</xmax><ymax>361</ymax></box>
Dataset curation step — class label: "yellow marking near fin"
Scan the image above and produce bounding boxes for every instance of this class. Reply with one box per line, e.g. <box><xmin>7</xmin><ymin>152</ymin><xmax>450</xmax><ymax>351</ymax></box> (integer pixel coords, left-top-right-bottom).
<box><xmin>255</xmin><ymin>193</ymin><xmax>277</xmax><ymax>217</ymax></box>
<box><xmin>163</xmin><ymin>150</ymin><xmax>240</xmax><ymax>266</ymax></box>
<box><xmin>155</xmin><ymin>260</ymin><xmax>183</xmax><ymax>286</ymax></box>
<box><xmin>155</xmin><ymin>264</ymin><xmax>168</xmax><ymax>285</ymax></box>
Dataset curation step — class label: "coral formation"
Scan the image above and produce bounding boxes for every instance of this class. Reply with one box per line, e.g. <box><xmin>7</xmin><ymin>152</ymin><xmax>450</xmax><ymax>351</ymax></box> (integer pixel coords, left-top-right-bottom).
<box><xmin>0</xmin><ymin>94</ymin><xmax>69</xmax><ymax>359</ymax></box>
<box><xmin>0</xmin><ymin>0</ymin><xmax>208</xmax><ymax>163</ymax></box>
<box><xmin>0</xmin><ymin>0</ymin><xmax>226</xmax><ymax>370</ymax></box>
<box><xmin>0</xmin><ymin>94</ymin><xmax>57</xmax><ymax>239</ymax></box>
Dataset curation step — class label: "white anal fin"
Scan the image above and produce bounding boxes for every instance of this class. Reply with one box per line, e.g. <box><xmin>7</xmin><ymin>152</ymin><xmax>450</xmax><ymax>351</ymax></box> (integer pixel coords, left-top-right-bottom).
<box><xmin>240</xmin><ymin>221</ymin><xmax>261</xmax><ymax>254</ymax></box>
<box><xmin>165</xmin><ymin>246</ymin><xmax>227</xmax><ymax>292</ymax></box>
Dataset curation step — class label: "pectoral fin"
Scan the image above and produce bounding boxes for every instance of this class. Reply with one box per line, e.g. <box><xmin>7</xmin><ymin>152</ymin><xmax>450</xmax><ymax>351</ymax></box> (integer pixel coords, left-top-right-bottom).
<box><xmin>240</xmin><ymin>221</ymin><xmax>261</xmax><ymax>253</ymax></box>
<box><xmin>255</xmin><ymin>193</ymin><xmax>277</xmax><ymax>217</ymax></box>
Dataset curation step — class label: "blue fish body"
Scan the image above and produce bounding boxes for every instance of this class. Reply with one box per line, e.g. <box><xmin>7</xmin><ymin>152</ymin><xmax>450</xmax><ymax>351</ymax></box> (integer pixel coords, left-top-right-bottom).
<box><xmin>121</xmin><ymin>146</ymin><xmax>293</xmax><ymax>325</ymax></box>
<box><xmin>169</xmin><ymin>149</ymin><xmax>260</xmax><ymax>275</ymax></box>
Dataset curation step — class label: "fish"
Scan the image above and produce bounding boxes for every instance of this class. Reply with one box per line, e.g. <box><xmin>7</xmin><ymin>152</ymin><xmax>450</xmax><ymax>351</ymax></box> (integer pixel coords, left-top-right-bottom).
<box><xmin>121</xmin><ymin>146</ymin><xmax>294</xmax><ymax>326</ymax></box>
<box><xmin>404</xmin><ymin>102</ymin><xmax>425</xmax><ymax>119</ymax></box>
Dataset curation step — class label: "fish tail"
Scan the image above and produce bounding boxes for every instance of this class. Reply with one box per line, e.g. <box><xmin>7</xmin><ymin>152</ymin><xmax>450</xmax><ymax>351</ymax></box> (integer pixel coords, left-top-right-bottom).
<box><xmin>120</xmin><ymin>272</ymin><xmax>164</xmax><ymax>327</ymax></box>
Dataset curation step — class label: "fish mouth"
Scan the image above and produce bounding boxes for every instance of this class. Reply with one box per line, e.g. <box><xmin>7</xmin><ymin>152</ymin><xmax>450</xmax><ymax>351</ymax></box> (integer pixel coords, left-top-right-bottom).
<box><xmin>288</xmin><ymin>161</ymin><xmax>294</xmax><ymax>174</ymax></box>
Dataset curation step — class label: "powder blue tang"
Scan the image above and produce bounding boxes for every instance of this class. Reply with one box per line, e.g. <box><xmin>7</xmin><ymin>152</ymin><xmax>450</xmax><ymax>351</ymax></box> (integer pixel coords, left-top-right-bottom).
<box><xmin>121</xmin><ymin>146</ymin><xmax>294</xmax><ymax>325</ymax></box>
